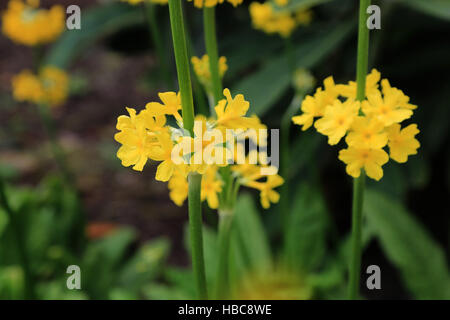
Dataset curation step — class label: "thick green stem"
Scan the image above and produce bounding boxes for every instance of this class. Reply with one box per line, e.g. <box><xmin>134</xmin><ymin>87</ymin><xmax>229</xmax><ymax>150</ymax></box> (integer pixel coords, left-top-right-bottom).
<box><xmin>143</xmin><ymin>2</ymin><xmax>173</xmax><ymax>88</ymax></box>
<box><xmin>168</xmin><ymin>0</ymin><xmax>207</xmax><ymax>299</ymax></box>
<box><xmin>215</xmin><ymin>210</ymin><xmax>233</xmax><ymax>299</ymax></box>
<box><xmin>188</xmin><ymin>173</ymin><xmax>208</xmax><ymax>299</ymax></box>
<box><xmin>348</xmin><ymin>0</ymin><xmax>371</xmax><ymax>300</ymax></box>
<box><xmin>168</xmin><ymin>0</ymin><xmax>195</xmax><ymax>134</ymax></box>
<box><xmin>203</xmin><ymin>7</ymin><xmax>223</xmax><ymax>105</ymax></box>
<box><xmin>0</xmin><ymin>179</ymin><xmax>35</xmax><ymax>299</ymax></box>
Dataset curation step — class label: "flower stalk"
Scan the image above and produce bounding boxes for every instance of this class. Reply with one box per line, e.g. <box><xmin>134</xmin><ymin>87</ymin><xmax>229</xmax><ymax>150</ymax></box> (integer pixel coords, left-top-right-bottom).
<box><xmin>348</xmin><ymin>0</ymin><xmax>371</xmax><ymax>300</ymax></box>
<box><xmin>168</xmin><ymin>0</ymin><xmax>207</xmax><ymax>299</ymax></box>
<box><xmin>203</xmin><ymin>7</ymin><xmax>223</xmax><ymax>105</ymax></box>
<box><xmin>215</xmin><ymin>210</ymin><xmax>233</xmax><ymax>299</ymax></box>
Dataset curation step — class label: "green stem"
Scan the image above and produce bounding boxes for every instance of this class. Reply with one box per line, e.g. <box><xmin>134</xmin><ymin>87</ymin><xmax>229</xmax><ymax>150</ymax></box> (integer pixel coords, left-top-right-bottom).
<box><xmin>203</xmin><ymin>7</ymin><xmax>223</xmax><ymax>106</ymax></box>
<box><xmin>37</xmin><ymin>104</ymin><xmax>73</xmax><ymax>186</ymax></box>
<box><xmin>143</xmin><ymin>2</ymin><xmax>173</xmax><ymax>88</ymax></box>
<box><xmin>168</xmin><ymin>0</ymin><xmax>195</xmax><ymax>134</ymax></box>
<box><xmin>188</xmin><ymin>173</ymin><xmax>208</xmax><ymax>299</ymax></box>
<box><xmin>168</xmin><ymin>0</ymin><xmax>207</xmax><ymax>299</ymax></box>
<box><xmin>0</xmin><ymin>179</ymin><xmax>35</xmax><ymax>299</ymax></box>
<box><xmin>215</xmin><ymin>210</ymin><xmax>233</xmax><ymax>299</ymax></box>
<box><xmin>348</xmin><ymin>0</ymin><xmax>371</xmax><ymax>300</ymax></box>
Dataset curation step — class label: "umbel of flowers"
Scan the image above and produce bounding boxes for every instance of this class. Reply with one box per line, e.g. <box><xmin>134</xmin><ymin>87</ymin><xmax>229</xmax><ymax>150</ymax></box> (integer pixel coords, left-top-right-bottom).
<box><xmin>115</xmin><ymin>88</ymin><xmax>284</xmax><ymax>210</ymax></box>
<box><xmin>292</xmin><ymin>69</ymin><xmax>420</xmax><ymax>181</ymax></box>
<box><xmin>1</xmin><ymin>0</ymin><xmax>65</xmax><ymax>46</ymax></box>
<box><xmin>12</xmin><ymin>66</ymin><xmax>69</xmax><ymax>107</ymax></box>
<box><xmin>249</xmin><ymin>0</ymin><xmax>313</xmax><ymax>37</ymax></box>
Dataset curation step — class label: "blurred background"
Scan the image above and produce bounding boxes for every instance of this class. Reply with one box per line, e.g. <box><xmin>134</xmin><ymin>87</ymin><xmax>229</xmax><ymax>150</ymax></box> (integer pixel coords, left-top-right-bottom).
<box><xmin>0</xmin><ymin>0</ymin><xmax>449</xmax><ymax>299</ymax></box>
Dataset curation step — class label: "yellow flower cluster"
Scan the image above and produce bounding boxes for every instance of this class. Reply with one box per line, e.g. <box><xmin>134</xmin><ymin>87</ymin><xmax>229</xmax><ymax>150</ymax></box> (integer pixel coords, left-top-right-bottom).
<box><xmin>188</xmin><ymin>0</ymin><xmax>243</xmax><ymax>8</ymax></box>
<box><xmin>292</xmin><ymin>69</ymin><xmax>420</xmax><ymax>181</ymax></box>
<box><xmin>1</xmin><ymin>0</ymin><xmax>65</xmax><ymax>46</ymax></box>
<box><xmin>12</xmin><ymin>66</ymin><xmax>69</xmax><ymax>107</ymax></box>
<box><xmin>191</xmin><ymin>55</ymin><xmax>228</xmax><ymax>94</ymax></box>
<box><xmin>115</xmin><ymin>89</ymin><xmax>283</xmax><ymax>209</ymax></box>
<box><xmin>249</xmin><ymin>2</ymin><xmax>312</xmax><ymax>38</ymax></box>
<box><xmin>120</xmin><ymin>0</ymin><xmax>168</xmax><ymax>5</ymax></box>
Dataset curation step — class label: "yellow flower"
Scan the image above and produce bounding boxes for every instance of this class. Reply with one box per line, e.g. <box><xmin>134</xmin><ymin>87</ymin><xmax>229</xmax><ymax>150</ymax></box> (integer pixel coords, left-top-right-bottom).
<box><xmin>314</xmin><ymin>99</ymin><xmax>360</xmax><ymax>145</ymax></box>
<box><xmin>386</xmin><ymin>124</ymin><xmax>420</xmax><ymax>163</ymax></box>
<box><xmin>246</xmin><ymin>174</ymin><xmax>284</xmax><ymax>209</ymax></box>
<box><xmin>11</xmin><ymin>66</ymin><xmax>69</xmax><ymax>107</ymax></box>
<box><xmin>338</xmin><ymin>147</ymin><xmax>389</xmax><ymax>181</ymax></box>
<box><xmin>337</xmin><ymin>69</ymin><xmax>380</xmax><ymax>99</ymax></box>
<box><xmin>150</xmin><ymin>132</ymin><xmax>186</xmax><ymax>182</ymax></box>
<box><xmin>295</xmin><ymin>9</ymin><xmax>313</xmax><ymax>25</ymax></box>
<box><xmin>249</xmin><ymin>2</ymin><xmax>300</xmax><ymax>38</ymax></box>
<box><xmin>168</xmin><ymin>170</ymin><xmax>189</xmax><ymax>206</ymax></box>
<box><xmin>188</xmin><ymin>0</ymin><xmax>243</xmax><ymax>9</ymax></box>
<box><xmin>275</xmin><ymin>0</ymin><xmax>289</xmax><ymax>6</ymax></box>
<box><xmin>12</xmin><ymin>69</ymin><xmax>44</xmax><ymax>104</ymax></box>
<box><xmin>40</xmin><ymin>66</ymin><xmax>69</xmax><ymax>107</ymax></box>
<box><xmin>362</xmin><ymin>80</ymin><xmax>414</xmax><ymax>127</ymax></box>
<box><xmin>292</xmin><ymin>76</ymin><xmax>341</xmax><ymax>130</ymax></box>
<box><xmin>215</xmin><ymin>89</ymin><xmax>261</xmax><ymax>131</ymax></box>
<box><xmin>345</xmin><ymin>116</ymin><xmax>388</xmax><ymax>149</ymax></box>
<box><xmin>2</xmin><ymin>0</ymin><xmax>65</xmax><ymax>46</ymax></box>
<box><xmin>191</xmin><ymin>55</ymin><xmax>228</xmax><ymax>93</ymax></box>
<box><xmin>115</xmin><ymin>108</ymin><xmax>154</xmax><ymax>171</ymax></box>
<box><xmin>200</xmin><ymin>166</ymin><xmax>223</xmax><ymax>209</ymax></box>
<box><xmin>145</xmin><ymin>91</ymin><xmax>182</xmax><ymax>123</ymax></box>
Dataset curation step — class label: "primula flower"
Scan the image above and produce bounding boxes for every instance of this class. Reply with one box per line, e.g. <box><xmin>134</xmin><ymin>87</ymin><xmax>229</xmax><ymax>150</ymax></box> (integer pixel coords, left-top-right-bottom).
<box><xmin>292</xmin><ymin>76</ymin><xmax>341</xmax><ymax>130</ymax></box>
<box><xmin>291</xmin><ymin>68</ymin><xmax>420</xmax><ymax>181</ymax></box>
<box><xmin>249</xmin><ymin>2</ymin><xmax>312</xmax><ymax>38</ymax></box>
<box><xmin>146</xmin><ymin>91</ymin><xmax>183</xmax><ymax>124</ymax></box>
<box><xmin>168</xmin><ymin>171</ymin><xmax>189</xmax><ymax>206</ymax></box>
<box><xmin>12</xmin><ymin>66</ymin><xmax>69</xmax><ymax>107</ymax></box>
<box><xmin>386</xmin><ymin>124</ymin><xmax>420</xmax><ymax>163</ymax></box>
<box><xmin>338</xmin><ymin>147</ymin><xmax>389</xmax><ymax>181</ymax></box>
<box><xmin>345</xmin><ymin>116</ymin><xmax>388</xmax><ymax>149</ymax></box>
<box><xmin>2</xmin><ymin>0</ymin><xmax>65</xmax><ymax>46</ymax></box>
<box><xmin>191</xmin><ymin>55</ymin><xmax>228</xmax><ymax>94</ymax></box>
<box><xmin>188</xmin><ymin>0</ymin><xmax>243</xmax><ymax>9</ymax></box>
<box><xmin>246</xmin><ymin>174</ymin><xmax>284</xmax><ymax>209</ymax></box>
<box><xmin>314</xmin><ymin>99</ymin><xmax>360</xmax><ymax>145</ymax></box>
<box><xmin>362</xmin><ymin>80</ymin><xmax>414</xmax><ymax>127</ymax></box>
<box><xmin>200</xmin><ymin>166</ymin><xmax>223</xmax><ymax>209</ymax></box>
<box><xmin>337</xmin><ymin>69</ymin><xmax>380</xmax><ymax>100</ymax></box>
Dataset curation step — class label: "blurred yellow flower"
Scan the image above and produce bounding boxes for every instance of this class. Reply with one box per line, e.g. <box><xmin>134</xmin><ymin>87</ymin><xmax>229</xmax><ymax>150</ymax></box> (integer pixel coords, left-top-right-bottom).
<box><xmin>12</xmin><ymin>66</ymin><xmax>68</xmax><ymax>107</ymax></box>
<box><xmin>249</xmin><ymin>2</ymin><xmax>312</xmax><ymax>38</ymax></box>
<box><xmin>346</xmin><ymin>116</ymin><xmax>388</xmax><ymax>149</ymax></box>
<box><xmin>200</xmin><ymin>166</ymin><xmax>223</xmax><ymax>209</ymax></box>
<box><xmin>246</xmin><ymin>174</ymin><xmax>284</xmax><ymax>209</ymax></box>
<box><xmin>121</xmin><ymin>0</ymin><xmax>168</xmax><ymax>5</ymax></box>
<box><xmin>191</xmin><ymin>55</ymin><xmax>228</xmax><ymax>94</ymax></box>
<box><xmin>188</xmin><ymin>0</ymin><xmax>243</xmax><ymax>8</ymax></box>
<box><xmin>2</xmin><ymin>0</ymin><xmax>65</xmax><ymax>46</ymax></box>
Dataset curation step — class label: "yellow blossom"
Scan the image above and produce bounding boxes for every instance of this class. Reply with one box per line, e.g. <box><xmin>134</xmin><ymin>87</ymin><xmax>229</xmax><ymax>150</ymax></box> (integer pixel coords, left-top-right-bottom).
<box><xmin>362</xmin><ymin>81</ymin><xmax>414</xmax><ymax>127</ymax></box>
<box><xmin>146</xmin><ymin>91</ymin><xmax>183</xmax><ymax>123</ymax></box>
<box><xmin>386</xmin><ymin>124</ymin><xmax>420</xmax><ymax>163</ymax></box>
<box><xmin>121</xmin><ymin>0</ymin><xmax>168</xmax><ymax>5</ymax></box>
<box><xmin>338</xmin><ymin>147</ymin><xmax>389</xmax><ymax>181</ymax></box>
<box><xmin>168</xmin><ymin>171</ymin><xmax>189</xmax><ymax>206</ymax></box>
<box><xmin>2</xmin><ymin>0</ymin><xmax>65</xmax><ymax>46</ymax></box>
<box><xmin>200</xmin><ymin>166</ymin><xmax>223</xmax><ymax>209</ymax></box>
<box><xmin>188</xmin><ymin>0</ymin><xmax>243</xmax><ymax>9</ymax></box>
<box><xmin>191</xmin><ymin>55</ymin><xmax>228</xmax><ymax>93</ymax></box>
<box><xmin>314</xmin><ymin>99</ymin><xmax>360</xmax><ymax>145</ymax></box>
<box><xmin>246</xmin><ymin>174</ymin><xmax>284</xmax><ymax>209</ymax></box>
<box><xmin>345</xmin><ymin>116</ymin><xmax>388</xmax><ymax>149</ymax></box>
<box><xmin>337</xmin><ymin>69</ymin><xmax>380</xmax><ymax>99</ymax></box>
<box><xmin>11</xmin><ymin>66</ymin><xmax>69</xmax><ymax>107</ymax></box>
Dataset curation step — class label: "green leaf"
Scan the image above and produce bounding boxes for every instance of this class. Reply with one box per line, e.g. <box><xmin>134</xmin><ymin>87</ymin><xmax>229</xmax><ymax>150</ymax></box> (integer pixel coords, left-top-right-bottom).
<box><xmin>398</xmin><ymin>0</ymin><xmax>450</xmax><ymax>21</ymax></box>
<box><xmin>117</xmin><ymin>238</ymin><xmax>170</xmax><ymax>290</ymax></box>
<box><xmin>45</xmin><ymin>3</ymin><xmax>144</xmax><ymax>68</ymax></box>
<box><xmin>277</xmin><ymin>0</ymin><xmax>333</xmax><ymax>12</ymax></box>
<box><xmin>285</xmin><ymin>182</ymin><xmax>329</xmax><ymax>271</ymax></box>
<box><xmin>364</xmin><ymin>189</ymin><xmax>450</xmax><ymax>299</ymax></box>
<box><xmin>233</xmin><ymin>21</ymin><xmax>354</xmax><ymax>116</ymax></box>
<box><xmin>232</xmin><ymin>193</ymin><xmax>272</xmax><ymax>272</ymax></box>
